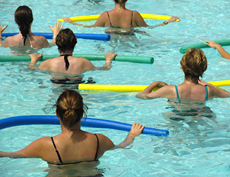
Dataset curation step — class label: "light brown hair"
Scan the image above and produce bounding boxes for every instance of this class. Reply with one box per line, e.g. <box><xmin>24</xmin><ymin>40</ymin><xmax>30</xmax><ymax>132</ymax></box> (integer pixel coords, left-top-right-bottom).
<box><xmin>56</xmin><ymin>89</ymin><xmax>87</xmax><ymax>128</ymax></box>
<box><xmin>180</xmin><ymin>48</ymin><xmax>207</xmax><ymax>83</ymax></box>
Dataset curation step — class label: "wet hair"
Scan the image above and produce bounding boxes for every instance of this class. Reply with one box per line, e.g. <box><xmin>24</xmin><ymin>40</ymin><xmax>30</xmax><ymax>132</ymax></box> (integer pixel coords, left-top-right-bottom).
<box><xmin>14</xmin><ymin>6</ymin><xmax>33</xmax><ymax>45</ymax></box>
<box><xmin>56</xmin><ymin>28</ymin><xmax>77</xmax><ymax>54</ymax></box>
<box><xmin>56</xmin><ymin>89</ymin><xmax>88</xmax><ymax>128</ymax></box>
<box><xmin>114</xmin><ymin>0</ymin><xmax>127</xmax><ymax>4</ymax></box>
<box><xmin>180</xmin><ymin>48</ymin><xmax>207</xmax><ymax>83</ymax></box>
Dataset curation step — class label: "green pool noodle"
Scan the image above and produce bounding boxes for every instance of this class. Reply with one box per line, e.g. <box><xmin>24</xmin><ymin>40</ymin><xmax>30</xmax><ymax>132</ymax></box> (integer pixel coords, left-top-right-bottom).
<box><xmin>180</xmin><ymin>39</ymin><xmax>230</xmax><ymax>54</ymax></box>
<box><xmin>0</xmin><ymin>54</ymin><xmax>154</xmax><ymax>64</ymax></box>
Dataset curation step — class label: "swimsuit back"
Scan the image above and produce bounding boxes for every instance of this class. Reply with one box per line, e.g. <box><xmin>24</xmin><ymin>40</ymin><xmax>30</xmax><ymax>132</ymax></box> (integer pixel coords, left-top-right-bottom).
<box><xmin>49</xmin><ymin>134</ymin><xmax>99</xmax><ymax>165</ymax></box>
<box><xmin>174</xmin><ymin>85</ymin><xmax>209</xmax><ymax>103</ymax></box>
<box><xmin>107</xmin><ymin>11</ymin><xmax>133</xmax><ymax>27</ymax></box>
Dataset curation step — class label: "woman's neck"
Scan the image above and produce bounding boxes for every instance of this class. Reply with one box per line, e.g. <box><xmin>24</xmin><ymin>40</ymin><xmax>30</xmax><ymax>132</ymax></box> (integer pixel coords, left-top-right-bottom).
<box><xmin>60</xmin><ymin>121</ymin><xmax>81</xmax><ymax>133</ymax></box>
<box><xmin>114</xmin><ymin>3</ymin><xmax>126</xmax><ymax>10</ymax></box>
<box><xmin>60</xmin><ymin>51</ymin><xmax>73</xmax><ymax>56</ymax></box>
<box><xmin>184</xmin><ymin>77</ymin><xmax>199</xmax><ymax>84</ymax></box>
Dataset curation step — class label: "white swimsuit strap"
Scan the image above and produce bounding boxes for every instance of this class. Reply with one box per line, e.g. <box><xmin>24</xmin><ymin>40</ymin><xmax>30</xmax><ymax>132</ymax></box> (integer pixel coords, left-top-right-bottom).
<box><xmin>27</xmin><ymin>35</ymin><xmax>33</xmax><ymax>48</ymax></box>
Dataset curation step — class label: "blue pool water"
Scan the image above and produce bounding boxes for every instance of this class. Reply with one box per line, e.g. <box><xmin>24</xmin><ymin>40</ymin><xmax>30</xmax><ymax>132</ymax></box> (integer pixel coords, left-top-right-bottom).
<box><xmin>1</xmin><ymin>0</ymin><xmax>230</xmax><ymax>176</ymax></box>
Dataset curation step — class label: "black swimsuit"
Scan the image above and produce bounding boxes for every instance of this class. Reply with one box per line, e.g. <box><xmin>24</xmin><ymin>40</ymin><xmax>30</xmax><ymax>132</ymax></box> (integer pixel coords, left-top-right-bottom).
<box><xmin>50</xmin><ymin>54</ymin><xmax>80</xmax><ymax>84</ymax></box>
<box><xmin>49</xmin><ymin>134</ymin><xmax>99</xmax><ymax>165</ymax></box>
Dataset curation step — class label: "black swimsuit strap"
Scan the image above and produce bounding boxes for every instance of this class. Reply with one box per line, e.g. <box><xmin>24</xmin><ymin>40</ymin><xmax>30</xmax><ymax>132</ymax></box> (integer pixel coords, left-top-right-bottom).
<box><xmin>94</xmin><ymin>134</ymin><xmax>99</xmax><ymax>161</ymax></box>
<box><xmin>107</xmin><ymin>11</ymin><xmax>112</xmax><ymax>26</ymax></box>
<box><xmin>51</xmin><ymin>137</ymin><xmax>63</xmax><ymax>164</ymax></box>
<box><xmin>60</xmin><ymin>54</ymin><xmax>70</xmax><ymax>70</ymax></box>
<box><xmin>131</xmin><ymin>11</ymin><xmax>133</xmax><ymax>27</ymax></box>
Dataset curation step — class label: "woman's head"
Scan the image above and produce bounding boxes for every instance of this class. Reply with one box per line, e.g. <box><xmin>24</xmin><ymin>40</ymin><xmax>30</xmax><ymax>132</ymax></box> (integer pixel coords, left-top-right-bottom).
<box><xmin>56</xmin><ymin>89</ymin><xmax>87</xmax><ymax>128</ymax></box>
<box><xmin>180</xmin><ymin>48</ymin><xmax>207</xmax><ymax>83</ymax></box>
<box><xmin>114</xmin><ymin>0</ymin><xmax>127</xmax><ymax>4</ymax></box>
<box><xmin>14</xmin><ymin>6</ymin><xmax>33</xmax><ymax>45</ymax></box>
<box><xmin>56</xmin><ymin>28</ymin><xmax>77</xmax><ymax>54</ymax></box>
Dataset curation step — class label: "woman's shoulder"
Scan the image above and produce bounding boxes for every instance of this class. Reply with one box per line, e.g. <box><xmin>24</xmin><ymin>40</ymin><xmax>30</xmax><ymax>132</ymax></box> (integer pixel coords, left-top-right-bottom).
<box><xmin>32</xmin><ymin>34</ymin><xmax>49</xmax><ymax>47</ymax></box>
<box><xmin>95</xmin><ymin>133</ymin><xmax>115</xmax><ymax>151</ymax></box>
<box><xmin>3</xmin><ymin>35</ymin><xmax>20</xmax><ymax>47</ymax></box>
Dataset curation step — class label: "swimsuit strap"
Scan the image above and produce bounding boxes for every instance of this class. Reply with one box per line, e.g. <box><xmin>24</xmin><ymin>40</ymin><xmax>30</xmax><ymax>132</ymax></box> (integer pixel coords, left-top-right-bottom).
<box><xmin>205</xmin><ymin>85</ymin><xmax>208</xmax><ymax>101</ymax></box>
<box><xmin>51</xmin><ymin>137</ymin><xmax>63</xmax><ymax>164</ymax></box>
<box><xmin>27</xmin><ymin>35</ymin><xmax>33</xmax><ymax>48</ymax></box>
<box><xmin>94</xmin><ymin>134</ymin><xmax>99</xmax><ymax>161</ymax></box>
<box><xmin>130</xmin><ymin>11</ymin><xmax>133</xmax><ymax>27</ymax></box>
<box><xmin>174</xmin><ymin>85</ymin><xmax>181</xmax><ymax>103</ymax></box>
<box><xmin>60</xmin><ymin>54</ymin><xmax>70</xmax><ymax>70</ymax></box>
<box><xmin>107</xmin><ymin>11</ymin><xmax>112</xmax><ymax>26</ymax></box>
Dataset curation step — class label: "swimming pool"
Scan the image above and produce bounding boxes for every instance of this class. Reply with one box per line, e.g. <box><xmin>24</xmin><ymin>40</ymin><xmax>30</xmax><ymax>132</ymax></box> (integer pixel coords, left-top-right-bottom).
<box><xmin>1</xmin><ymin>0</ymin><xmax>230</xmax><ymax>176</ymax></box>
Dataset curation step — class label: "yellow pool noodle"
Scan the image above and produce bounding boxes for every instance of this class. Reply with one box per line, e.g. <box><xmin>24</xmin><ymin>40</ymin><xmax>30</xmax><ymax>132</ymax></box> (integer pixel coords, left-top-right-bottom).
<box><xmin>58</xmin><ymin>14</ymin><xmax>180</xmax><ymax>22</ymax></box>
<box><xmin>77</xmin><ymin>80</ymin><xmax>230</xmax><ymax>92</ymax></box>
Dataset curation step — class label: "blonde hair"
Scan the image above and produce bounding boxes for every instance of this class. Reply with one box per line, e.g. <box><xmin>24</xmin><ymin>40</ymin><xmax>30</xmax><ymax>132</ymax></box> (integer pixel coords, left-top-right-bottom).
<box><xmin>180</xmin><ymin>48</ymin><xmax>207</xmax><ymax>83</ymax></box>
<box><xmin>56</xmin><ymin>89</ymin><xmax>87</xmax><ymax>128</ymax></box>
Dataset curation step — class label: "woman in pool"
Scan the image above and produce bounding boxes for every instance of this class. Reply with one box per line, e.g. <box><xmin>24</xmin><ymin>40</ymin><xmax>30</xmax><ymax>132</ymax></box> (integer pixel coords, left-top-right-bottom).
<box><xmin>63</xmin><ymin>0</ymin><xmax>179</xmax><ymax>34</ymax></box>
<box><xmin>0</xmin><ymin>5</ymin><xmax>62</xmax><ymax>49</ymax></box>
<box><xmin>204</xmin><ymin>40</ymin><xmax>230</xmax><ymax>60</ymax></box>
<box><xmin>0</xmin><ymin>89</ymin><xmax>144</xmax><ymax>165</ymax></box>
<box><xmin>28</xmin><ymin>28</ymin><xmax>116</xmax><ymax>82</ymax></box>
<box><xmin>136</xmin><ymin>48</ymin><xmax>230</xmax><ymax>101</ymax></box>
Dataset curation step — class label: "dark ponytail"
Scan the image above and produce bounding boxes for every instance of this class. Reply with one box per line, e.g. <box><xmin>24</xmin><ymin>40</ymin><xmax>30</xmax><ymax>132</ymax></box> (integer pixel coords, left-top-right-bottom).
<box><xmin>14</xmin><ymin>6</ymin><xmax>33</xmax><ymax>45</ymax></box>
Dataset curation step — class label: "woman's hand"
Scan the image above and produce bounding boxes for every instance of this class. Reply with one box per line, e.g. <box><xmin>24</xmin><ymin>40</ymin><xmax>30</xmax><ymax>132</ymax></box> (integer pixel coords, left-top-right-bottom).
<box><xmin>154</xmin><ymin>81</ymin><xmax>168</xmax><ymax>87</ymax></box>
<box><xmin>0</xmin><ymin>23</ymin><xmax>8</xmax><ymax>34</ymax></box>
<box><xmin>167</xmin><ymin>16</ymin><xmax>180</xmax><ymax>23</ymax></box>
<box><xmin>128</xmin><ymin>123</ymin><xmax>145</xmax><ymax>137</ymax></box>
<box><xmin>28</xmin><ymin>53</ymin><xmax>43</xmax><ymax>69</ymax></box>
<box><xmin>49</xmin><ymin>22</ymin><xmax>63</xmax><ymax>37</ymax></box>
<box><xmin>63</xmin><ymin>17</ymin><xmax>74</xmax><ymax>24</ymax></box>
<box><xmin>104</xmin><ymin>52</ymin><xmax>117</xmax><ymax>62</ymax></box>
<box><xmin>204</xmin><ymin>40</ymin><xmax>220</xmax><ymax>49</ymax></box>
<box><xmin>29</xmin><ymin>53</ymin><xmax>43</xmax><ymax>63</ymax></box>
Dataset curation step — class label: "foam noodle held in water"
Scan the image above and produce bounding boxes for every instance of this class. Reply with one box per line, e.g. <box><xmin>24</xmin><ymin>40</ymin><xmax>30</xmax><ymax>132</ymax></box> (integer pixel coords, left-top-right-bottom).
<box><xmin>57</xmin><ymin>14</ymin><xmax>180</xmax><ymax>22</ymax></box>
<box><xmin>0</xmin><ymin>54</ymin><xmax>154</xmax><ymax>64</ymax></box>
<box><xmin>2</xmin><ymin>32</ymin><xmax>111</xmax><ymax>41</ymax></box>
<box><xmin>180</xmin><ymin>39</ymin><xmax>230</xmax><ymax>54</ymax></box>
<box><xmin>0</xmin><ymin>115</ymin><xmax>169</xmax><ymax>136</ymax></box>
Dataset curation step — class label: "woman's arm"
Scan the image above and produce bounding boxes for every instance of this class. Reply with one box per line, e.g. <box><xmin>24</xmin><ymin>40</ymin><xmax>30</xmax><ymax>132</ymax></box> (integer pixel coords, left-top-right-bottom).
<box><xmin>28</xmin><ymin>53</ymin><xmax>52</xmax><ymax>71</ymax></box>
<box><xmin>0</xmin><ymin>23</ymin><xmax>8</xmax><ymax>46</ymax></box>
<box><xmin>82</xmin><ymin>52</ymin><xmax>117</xmax><ymax>72</ymax></box>
<box><xmin>134</xmin><ymin>11</ymin><xmax>179</xmax><ymax>28</ymax></box>
<box><xmin>63</xmin><ymin>12</ymin><xmax>108</xmax><ymax>27</ymax></box>
<box><xmin>115</xmin><ymin>123</ymin><xmax>145</xmax><ymax>148</ymax></box>
<box><xmin>199</xmin><ymin>80</ymin><xmax>230</xmax><ymax>98</ymax></box>
<box><xmin>204</xmin><ymin>40</ymin><xmax>230</xmax><ymax>59</ymax></box>
<box><xmin>62</xmin><ymin>17</ymin><xmax>88</xmax><ymax>27</ymax></box>
<box><xmin>28</xmin><ymin>53</ymin><xmax>43</xmax><ymax>69</ymax></box>
<box><xmin>0</xmin><ymin>137</ymin><xmax>46</xmax><ymax>159</ymax></box>
<box><xmin>93</xmin><ymin>52</ymin><xmax>117</xmax><ymax>70</ymax></box>
<box><xmin>99</xmin><ymin>122</ymin><xmax>145</xmax><ymax>153</ymax></box>
<box><xmin>136</xmin><ymin>81</ymin><xmax>168</xmax><ymax>99</ymax></box>
<box><xmin>147</xmin><ymin>16</ymin><xmax>180</xmax><ymax>28</ymax></box>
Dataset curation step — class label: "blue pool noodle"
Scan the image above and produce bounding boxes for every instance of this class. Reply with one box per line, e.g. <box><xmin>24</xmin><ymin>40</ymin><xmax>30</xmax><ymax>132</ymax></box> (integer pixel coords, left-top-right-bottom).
<box><xmin>0</xmin><ymin>115</ymin><xmax>169</xmax><ymax>136</ymax></box>
<box><xmin>1</xmin><ymin>32</ymin><xmax>111</xmax><ymax>41</ymax></box>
